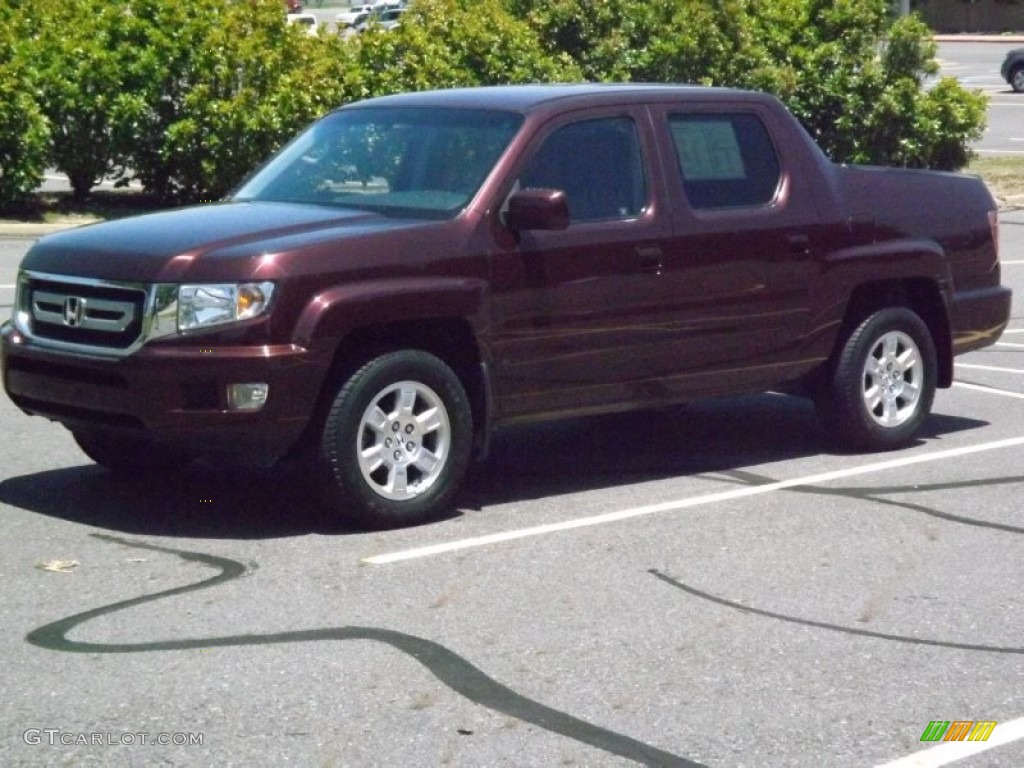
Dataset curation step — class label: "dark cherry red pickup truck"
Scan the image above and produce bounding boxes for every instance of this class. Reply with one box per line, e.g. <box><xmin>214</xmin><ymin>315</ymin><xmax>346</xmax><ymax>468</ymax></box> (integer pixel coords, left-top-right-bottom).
<box><xmin>1</xmin><ymin>85</ymin><xmax>1012</xmax><ymax>527</ymax></box>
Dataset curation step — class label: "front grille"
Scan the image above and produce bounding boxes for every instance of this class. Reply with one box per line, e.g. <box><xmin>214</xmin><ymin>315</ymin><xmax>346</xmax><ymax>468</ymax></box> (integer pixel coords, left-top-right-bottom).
<box><xmin>26</xmin><ymin>278</ymin><xmax>145</xmax><ymax>350</ymax></box>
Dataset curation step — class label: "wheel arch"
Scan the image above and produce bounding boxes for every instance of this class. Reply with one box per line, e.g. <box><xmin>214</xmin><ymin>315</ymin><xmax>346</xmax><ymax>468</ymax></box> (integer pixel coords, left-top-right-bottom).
<box><xmin>293</xmin><ymin>315</ymin><xmax>490</xmax><ymax>463</ymax></box>
<box><xmin>833</xmin><ymin>278</ymin><xmax>953</xmax><ymax>388</ymax></box>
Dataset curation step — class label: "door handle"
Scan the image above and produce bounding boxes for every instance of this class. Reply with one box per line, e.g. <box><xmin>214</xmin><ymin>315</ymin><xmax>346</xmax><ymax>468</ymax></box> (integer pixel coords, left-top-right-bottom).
<box><xmin>787</xmin><ymin>234</ymin><xmax>810</xmax><ymax>255</ymax></box>
<box><xmin>636</xmin><ymin>245</ymin><xmax>663</xmax><ymax>272</ymax></box>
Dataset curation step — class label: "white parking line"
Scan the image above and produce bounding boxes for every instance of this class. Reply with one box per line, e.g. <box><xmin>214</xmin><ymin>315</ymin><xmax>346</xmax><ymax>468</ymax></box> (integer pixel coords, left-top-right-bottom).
<box><xmin>956</xmin><ymin>362</ymin><xmax>1024</xmax><ymax>375</ymax></box>
<box><xmin>995</xmin><ymin>341</ymin><xmax>1024</xmax><ymax>348</ymax></box>
<box><xmin>872</xmin><ymin>716</ymin><xmax>1024</xmax><ymax>768</ymax></box>
<box><xmin>1002</xmin><ymin>261</ymin><xmax>1024</xmax><ymax>266</ymax></box>
<box><xmin>1001</xmin><ymin>329</ymin><xmax>1024</xmax><ymax>334</ymax></box>
<box><xmin>954</xmin><ymin>381</ymin><xmax>1024</xmax><ymax>399</ymax></box>
<box><xmin>361</xmin><ymin>436</ymin><xmax>1024</xmax><ymax>565</ymax></box>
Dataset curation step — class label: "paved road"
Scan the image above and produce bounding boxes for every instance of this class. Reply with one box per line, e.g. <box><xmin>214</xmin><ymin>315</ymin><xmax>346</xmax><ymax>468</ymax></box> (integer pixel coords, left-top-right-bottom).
<box><xmin>937</xmin><ymin>41</ymin><xmax>1024</xmax><ymax>154</ymax></box>
<box><xmin>1</xmin><ymin>217</ymin><xmax>1023</xmax><ymax>766</ymax></box>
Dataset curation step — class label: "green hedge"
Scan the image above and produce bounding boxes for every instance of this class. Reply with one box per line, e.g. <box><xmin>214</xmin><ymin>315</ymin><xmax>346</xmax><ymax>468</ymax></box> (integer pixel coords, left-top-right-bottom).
<box><xmin>0</xmin><ymin>0</ymin><xmax>987</xmax><ymax>209</ymax></box>
<box><xmin>0</xmin><ymin>4</ymin><xmax>49</xmax><ymax>207</ymax></box>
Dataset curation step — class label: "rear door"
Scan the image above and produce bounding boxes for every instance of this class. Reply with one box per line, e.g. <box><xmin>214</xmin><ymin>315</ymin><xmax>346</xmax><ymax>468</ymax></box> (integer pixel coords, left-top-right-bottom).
<box><xmin>648</xmin><ymin>101</ymin><xmax>822</xmax><ymax>398</ymax></box>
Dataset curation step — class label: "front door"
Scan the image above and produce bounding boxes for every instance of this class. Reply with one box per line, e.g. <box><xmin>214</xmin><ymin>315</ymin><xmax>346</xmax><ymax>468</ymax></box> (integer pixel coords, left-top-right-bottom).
<box><xmin>486</xmin><ymin>111</ymin><xmax>674</xmax><ymax>422</ymax></box>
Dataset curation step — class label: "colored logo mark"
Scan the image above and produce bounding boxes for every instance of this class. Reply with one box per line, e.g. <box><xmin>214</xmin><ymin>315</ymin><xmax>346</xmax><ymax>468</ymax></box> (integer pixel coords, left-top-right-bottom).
<box><xmin>920</xmin><ymin>720</ymin><xmax>997</xmax><ymax>742</ymax></box>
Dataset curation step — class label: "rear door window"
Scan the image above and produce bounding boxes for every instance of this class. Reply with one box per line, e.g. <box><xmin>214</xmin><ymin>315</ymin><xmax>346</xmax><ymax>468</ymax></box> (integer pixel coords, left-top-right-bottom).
<box><xmin>668</xmin><ymin>113</ymin><xmax>781</xmax><ymax>210</ymax></box>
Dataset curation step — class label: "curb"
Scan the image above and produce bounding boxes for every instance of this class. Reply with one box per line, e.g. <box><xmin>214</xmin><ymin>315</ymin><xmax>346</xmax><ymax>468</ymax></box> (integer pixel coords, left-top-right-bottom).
<box><xmin>0</xmin><ymin>220</ymin><xmax>99</xmax><ymax>238</ymax></box>
<box><xmin>934</xmin><ymin>34</ymin><xmax>1024</xmax><ymax>43</ymax></box>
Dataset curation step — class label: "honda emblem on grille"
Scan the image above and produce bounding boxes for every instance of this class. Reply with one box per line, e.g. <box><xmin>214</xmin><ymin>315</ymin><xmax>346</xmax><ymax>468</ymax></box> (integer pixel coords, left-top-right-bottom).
<box><xmin>63</xmin><ymin>296</ymin><xmax>86</xmax><ymax>327</ymax></box>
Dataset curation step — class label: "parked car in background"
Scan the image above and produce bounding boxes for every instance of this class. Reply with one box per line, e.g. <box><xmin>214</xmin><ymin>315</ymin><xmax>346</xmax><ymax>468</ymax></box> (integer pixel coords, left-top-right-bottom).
<box><xmin>286</xmin><ymin>12</ymin><xmax>319</xmax><ymax>34</ymax></box>
<box><xmin>356</xmin><ymin>6</ymin><xmax>405</xmax><ymax>32</ymax></box>
<box><xmin>336</xmin><ymin>3</ymin><xmax>374</xmax><ymax>28</ymax></box>
<box><xmin>1002</xmin><ymin>47</ymin><xmax>1024</xmax><ymax>92</ymax></box>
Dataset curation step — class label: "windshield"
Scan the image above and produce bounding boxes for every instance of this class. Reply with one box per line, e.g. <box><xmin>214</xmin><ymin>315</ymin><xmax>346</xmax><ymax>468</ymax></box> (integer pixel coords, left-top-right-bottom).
<box><xmin>233</xmin><ymin>107</ymin><xmax>523</xmax><ymax>219</ymax></box>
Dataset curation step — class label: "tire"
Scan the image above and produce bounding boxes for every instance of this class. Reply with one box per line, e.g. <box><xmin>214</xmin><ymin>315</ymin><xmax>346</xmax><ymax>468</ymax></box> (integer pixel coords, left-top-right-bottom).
<box><xmin>318</xmin><ymin>350</ymin><xmax>473</xmax><ymax>529</ymax></box>
<box><xmin>72</xmin><ymin>429</ymin><xmax>193</xmax><ymax>474</ymax></box>
<box><xmin>815</xmin><ymin>307</ymin><xmax>937</xmax><ymax>451</ymax></box>
<box><xmin>1012</xmin><ymin>64</ymin><xmax>1024</xmax><ymax>94</ymax></box>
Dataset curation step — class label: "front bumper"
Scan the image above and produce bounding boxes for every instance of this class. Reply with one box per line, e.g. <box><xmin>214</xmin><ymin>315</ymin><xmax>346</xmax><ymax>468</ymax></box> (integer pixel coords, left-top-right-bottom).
<box><xmin>1</xmin><ymin>321</ymin><xmax>331</xmax><ymax>466</ymax></box>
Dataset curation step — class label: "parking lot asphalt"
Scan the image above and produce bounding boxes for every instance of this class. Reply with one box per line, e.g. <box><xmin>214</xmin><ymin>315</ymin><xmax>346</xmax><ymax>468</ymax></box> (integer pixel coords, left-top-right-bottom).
<box><xmin>1</xmin><ymin>216</ymin><xmax>1023</xmax><ymax>767</ymax></box>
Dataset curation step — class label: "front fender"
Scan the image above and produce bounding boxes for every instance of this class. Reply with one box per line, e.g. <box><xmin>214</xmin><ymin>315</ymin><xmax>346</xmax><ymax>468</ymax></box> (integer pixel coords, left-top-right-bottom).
<box><xmin>292</xmin><ymin>276</ymin><xmax>490</xmax><ymax>345</ymax></box>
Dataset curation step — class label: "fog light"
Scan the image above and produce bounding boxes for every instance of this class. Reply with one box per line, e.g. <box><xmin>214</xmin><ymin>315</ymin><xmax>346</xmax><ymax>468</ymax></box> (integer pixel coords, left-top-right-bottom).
<box><xmin>227</xmin><ymin>382</ymin><xmax>269</xmax><ymax>411</ymax></box>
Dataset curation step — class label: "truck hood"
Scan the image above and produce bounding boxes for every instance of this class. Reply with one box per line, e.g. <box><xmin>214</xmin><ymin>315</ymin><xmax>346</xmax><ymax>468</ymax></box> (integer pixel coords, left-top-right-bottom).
<box><xmin>19</xmin><ymin>201</ymin><xmax>426</xmax><ymax>283</ymax></box>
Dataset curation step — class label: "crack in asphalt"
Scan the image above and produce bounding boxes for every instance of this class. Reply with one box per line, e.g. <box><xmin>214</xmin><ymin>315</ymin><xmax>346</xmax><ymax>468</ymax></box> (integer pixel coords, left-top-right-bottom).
<box><xmin>651</xmin><ymin>569</ymin><xmax>1024</xmax><ymax>655</ymax></box>
<box><xmin>652</xmin><ymin>467</ymin><xmax>1023</xmax><ymax>654</ymax></box>
<box><xmin>26</xmin><ymin>533</ymin><xmax>703</xmax><ymax>768</ymax></box>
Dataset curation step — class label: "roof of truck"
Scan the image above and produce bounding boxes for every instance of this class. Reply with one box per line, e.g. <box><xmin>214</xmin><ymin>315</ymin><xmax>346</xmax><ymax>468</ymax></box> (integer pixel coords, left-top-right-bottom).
<box><xmin>343</xmin><ymin>84</ymin><xmax>777</xmax><ymax>113</ymax></box>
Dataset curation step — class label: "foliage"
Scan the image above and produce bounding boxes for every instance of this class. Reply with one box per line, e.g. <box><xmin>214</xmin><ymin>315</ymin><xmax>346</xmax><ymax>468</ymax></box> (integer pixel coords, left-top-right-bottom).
<box><xmin>29</xmin><ymin>0</ymin><xmax>141</xmax><ymax>200</ymax></box>
<box><xmin>748</xmin><ymin>0</ymin><xmax>986</xmax><ymax>169</ymax></box>
<box><xmin>513</xmin><ymin>0</ymin><xmax>764</xmax><ymax>85</ymax></box>
<box><xmin>109</xmin><ymin>0</ymin><xmax>356</xmax><ymax>202</ymax></box>
<box><xmin>0</xmin><ymin>5</ymin><xmax>49</xmax><ymax>208</ymax></box>
<box><xmin>0</xmin><ymin>0</ymin><xmax>991</xmax><ymax>209</ymax></box>
<box><xmin>512</xmin><ymin>0</ymin><xmax>985</xmax><ymax>169</ymax></box>
<box><xmin>349</xmin><ymin>0</ymin><xmax>580</xmax><ymax>97</ymax></box>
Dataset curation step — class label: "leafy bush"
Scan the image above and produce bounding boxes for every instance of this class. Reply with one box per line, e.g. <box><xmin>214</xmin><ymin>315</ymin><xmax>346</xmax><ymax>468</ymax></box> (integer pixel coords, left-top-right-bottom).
<box><xmin>514</xmin><ymin>0</ymin><xmax>763</xmax><ymax>85</ymax></box>
<box><xmin>110</xmin><ymin>0</ymin><xmax>357</xmax><ymax>202</ymax></box>
<box><xmin>514</xmin><ymin>0</ymin><xmax>986</xmax><ymax>170</ymax></box>
<box><xmin>1</xmin><ymin>0</ymin><xmax>989</xmax><ymax>209</ymax></box>
<box><xmin>0</xmin><ymin>5</ymin><xmax>49</xmax><ymax>209</ymax></box>
<box><xmin>350</xmin><ymin>0</ymin><xmax>580</xmax><ymax>97</ymax></box>
<box><xmin>29</xmin><ymin>0</ymin><xmax>140</xmax><ymax>200</ymax></box>
<box><xmin>750</xmin><ymin>1</ymin><xmax>986</xmax><ymax>170</ymax></box>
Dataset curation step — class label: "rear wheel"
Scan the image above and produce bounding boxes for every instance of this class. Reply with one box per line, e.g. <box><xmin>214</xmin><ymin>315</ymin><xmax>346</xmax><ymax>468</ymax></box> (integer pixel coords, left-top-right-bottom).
<box><xmin>318</xmin><ymin>350</ymin><xmax>473</xmax><ymax>529</ymax></box>
<box><xmin>815</xmin><ymin>307</ymin><xmax>937</xmax><ymax>451</ymax></box>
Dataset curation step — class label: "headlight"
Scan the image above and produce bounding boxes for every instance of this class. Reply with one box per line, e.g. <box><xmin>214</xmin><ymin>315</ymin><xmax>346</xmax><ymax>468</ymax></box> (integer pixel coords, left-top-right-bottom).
<box><xmin>176</xmin><ymin>282</ymin><xmax>275</xmax><ymax>331</ymax></box>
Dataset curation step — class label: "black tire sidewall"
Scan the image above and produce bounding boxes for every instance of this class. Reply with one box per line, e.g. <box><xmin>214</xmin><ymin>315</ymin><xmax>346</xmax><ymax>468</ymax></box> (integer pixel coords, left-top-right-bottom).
<box><xmin>820</xmin><ymin>307</ymin><xmax>937</xmax><ymax>451</ymax></box>
<box><xmin>319</xmin><ymin>350</ymin><xmax>473</xmax><ymax>528</ymax></box>
<box><xmin>1012</xmin><ymin>64</ymin><xmax>1024</xmax><ymax>93</ymax></box>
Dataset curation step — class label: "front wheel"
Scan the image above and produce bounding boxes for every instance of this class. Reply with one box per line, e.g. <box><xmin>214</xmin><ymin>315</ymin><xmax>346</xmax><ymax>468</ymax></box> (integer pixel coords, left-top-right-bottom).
<box><xmin>318</xmin><ymin>350</ymin><xmax>473</xmax><ymax>529</ymax></box>
<box><xmin>1011</xmin><ymin>64</ymin><xmax>1024</xmax><ymax>93</ymax></box>
<box><xmin>815</xmin><ymin>307</ymin><xmax>937</xmax><ymax>451</ymax></box>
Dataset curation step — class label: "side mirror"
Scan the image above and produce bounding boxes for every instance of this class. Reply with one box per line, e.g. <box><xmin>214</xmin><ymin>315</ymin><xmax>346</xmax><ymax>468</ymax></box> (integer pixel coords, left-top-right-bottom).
<box><xmin>504</xmin><ymin>188</ymin><xmax>570</xmax><ymax>232</ymax></box>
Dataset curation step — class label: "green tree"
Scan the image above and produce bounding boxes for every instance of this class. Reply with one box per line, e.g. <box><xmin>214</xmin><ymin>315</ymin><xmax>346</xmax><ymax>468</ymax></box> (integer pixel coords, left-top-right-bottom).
<box><xmin>0</xmin><ymin>3</ymin><xmax>49</xmax><ymax>208</ymax></box>
<box><xmin>511</xmin><ymin>0</ymin><xmax>986</xmax><ymax>170</ymax></box>
<box><xmin>29</xmin><ymin>0</ymin><xmax>142</xmax><ymax>200</ymax></box>
<box><xmin>514</xmin><ymin>0</ymin><xmax>763</xmax><ymax>85</ymax></box>
<box><xmin>349</xmin><ymin>0</ymin><xmax>580</xmax><ymax>98</ymax></box>
<box><xmin>750</xmin><ymin>0</ymin><xmax>986</xmax><ymax>169</ymax></box>
<box><xmin>108</xmin><ymin>0</ymin><xmax>355</xmax><ymax>202</ymax></box>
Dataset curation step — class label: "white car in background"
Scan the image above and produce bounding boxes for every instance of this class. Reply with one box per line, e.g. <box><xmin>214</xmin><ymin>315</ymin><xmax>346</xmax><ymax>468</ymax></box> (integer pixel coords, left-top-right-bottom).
<box><xmin>286</xmin><ymin>12</ymin><xmax>319</xmax><ymax>34</ymax></box>
<box><xmin>336</xmin><ymin>4</ymin><xmax>375</xmax><ymax>28</ymax></box>
<box><xmin>356</xmin><ymin>6</ymin><xmax>406</xmax><ymax>32</ymax></box>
